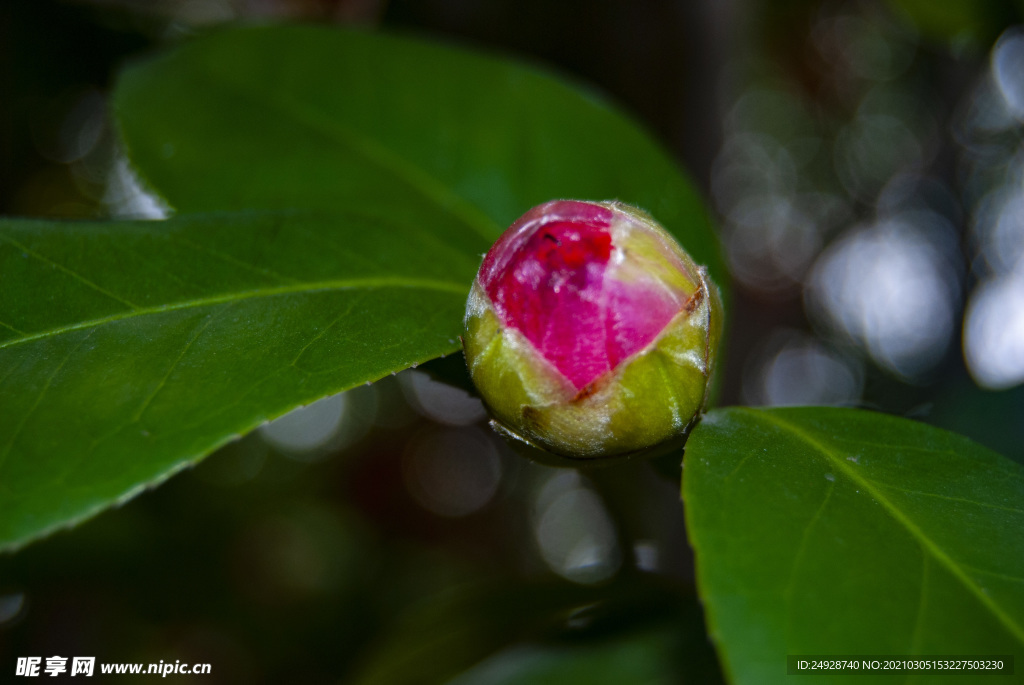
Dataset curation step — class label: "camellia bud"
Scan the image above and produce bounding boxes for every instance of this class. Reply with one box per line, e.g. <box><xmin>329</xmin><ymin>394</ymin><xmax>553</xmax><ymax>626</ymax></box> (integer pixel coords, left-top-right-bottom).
<box><xmin>463</xmin><ymin>200</ymin><xmax>723</xmax><ymax>458</ymax></box>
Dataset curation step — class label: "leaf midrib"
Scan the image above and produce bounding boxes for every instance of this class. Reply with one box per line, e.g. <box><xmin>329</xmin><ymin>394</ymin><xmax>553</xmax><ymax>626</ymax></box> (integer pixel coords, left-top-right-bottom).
<box><xmin>735</xmin><ymin>407</ymin><xmax>1024</xmax><ymax>646</ymax></box>
<box><xmin>0</xmin><ymin>277</ymin><xmax>469</xmax><ymax>351</ymax></box>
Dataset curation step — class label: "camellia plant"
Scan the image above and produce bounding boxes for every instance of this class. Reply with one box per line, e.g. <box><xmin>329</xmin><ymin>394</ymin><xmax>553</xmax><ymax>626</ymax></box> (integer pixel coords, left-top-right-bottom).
<box><xmin>1</xmin><ymin>23</ymin><xmax>1022</xmax><ymax>684</ymax></box>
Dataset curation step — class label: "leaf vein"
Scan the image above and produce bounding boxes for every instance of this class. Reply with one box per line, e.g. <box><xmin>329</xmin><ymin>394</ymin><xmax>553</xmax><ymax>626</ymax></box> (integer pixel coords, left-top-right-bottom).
<box><xmin>0</xmin><ymin>234</ymin><xmax>139</xmax><ymax>310</ymax></box>
<box><xmin>0</xmin><ymin>319</ymin><xmax>27</xmax><ymax>335</ymax></box>
<box><xmin>167</xmin><ymin>233</ymin><xmax>301</xmax><ymax>285</ymax></box>
<box><xmin>133</xmin><ymin>304</ymin><xmax>232</xmax><ymax>423</ymax></box>
<box><xmin>909</xmin><ymin>553</ymin><xmax>929</xmax><ymax>654</ymax></box>
<box><xmin>865</xmin><ymin>480</ymin><xmax>1024</xmax><ymax>515</ymax></box>
<box><xmin>0</xmin><ymin>329</ymin><xmax>96</xmax><ymax>471</ymax></box>
<box><xmin>289</xmin><ymin>292</ymin><xmax>366</xmax><ymax>366</ymax></box>
<box><xmin>962</xmin><ymin>565</ymin><xmax>1024</xmax><ymax>584</ymax></box>
<box><xmin>0</xmin><ymin>277</ymin><xmax>468</xmax><ymax>351</ymax></box>
<box><xmin>783</xmin><ymin>481</ymin><xmax>835</xmax><ymax>641</ymax></box>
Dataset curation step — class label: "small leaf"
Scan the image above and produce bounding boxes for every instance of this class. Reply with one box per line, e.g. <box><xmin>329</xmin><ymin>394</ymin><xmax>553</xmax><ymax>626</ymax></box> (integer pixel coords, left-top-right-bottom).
<box><xmin>684</xmin><ymin>407</ymin><xmax>1024</xmax><ymax>685</ymax></box>
<box><xmin>0</xmin><ymin>212</ymin><xmax>470</xmax><ymax>551</ymax></box>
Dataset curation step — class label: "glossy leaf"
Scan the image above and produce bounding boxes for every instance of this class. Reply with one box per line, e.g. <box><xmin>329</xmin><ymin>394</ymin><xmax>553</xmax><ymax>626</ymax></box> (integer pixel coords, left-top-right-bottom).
<box><xmin>684</xmin><ymin>407</ymin><xmax>1024</xmax><ymax>684</ymax></box>
<box><xmin>0</xmin><ymin>212</ymin><xmax>471</xmax><ymax>551</ymax></box>
<box><xmin>113</xmin><ymin>24</ymin><xmax>725</xmax><ymax>285</ymax></box>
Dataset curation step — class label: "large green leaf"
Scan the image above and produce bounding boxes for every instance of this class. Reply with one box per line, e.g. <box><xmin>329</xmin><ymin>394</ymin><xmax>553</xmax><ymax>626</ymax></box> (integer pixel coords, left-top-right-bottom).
<box><xmin>684</xmin><ymin>407</ymin><xmax>1024</xmax><ymax>684</ymax></box>
<box><xmin>0</xmin><ymin>211</ymin><xmax>471</xmax><ymax>551</ymax></box>
<box><xmin>1</xmin><ymin>25</ymin><xmax>722</xmax><ymax>550</ymax></box>
<box><xmin>113</xmin><ymin>24</ymin><xmax>724</xmax><ymax>284</ymax></box>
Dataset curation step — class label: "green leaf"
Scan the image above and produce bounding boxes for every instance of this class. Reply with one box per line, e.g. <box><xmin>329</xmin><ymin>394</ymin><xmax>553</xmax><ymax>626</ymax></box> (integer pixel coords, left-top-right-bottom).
<box><xmin>113</xmin><ymin>24</ymin><xmax>724</xmax><ymax>285</ymax></box>
<box><xmin>683</xmin><ymin>407</ymin><xmax>1024</xmax><ymax>685</ymax></box>
<box><xmin>2</xmin><ymin>25</ymin><xmax>722</xmax><ymax>551</ymax></box>
<box><xmin>0</xmin><ymin>211</ymin><xmax>471</xmax><ymax>551</ymax></box>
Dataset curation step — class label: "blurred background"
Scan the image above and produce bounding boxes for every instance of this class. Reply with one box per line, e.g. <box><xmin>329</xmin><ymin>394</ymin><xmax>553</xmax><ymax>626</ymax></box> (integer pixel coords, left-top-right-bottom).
<box><xmin>2</xmin><ymin>0</ymin><xmax>1023</xmax><ymax>682</ymax></box>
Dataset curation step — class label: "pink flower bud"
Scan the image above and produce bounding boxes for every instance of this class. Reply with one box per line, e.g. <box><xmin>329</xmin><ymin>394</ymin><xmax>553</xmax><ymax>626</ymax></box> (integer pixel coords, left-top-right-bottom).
<box><xmin>463</xmin><ymin>200</ymin><xmax>723</xmax><ymax>458</ymax></box>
